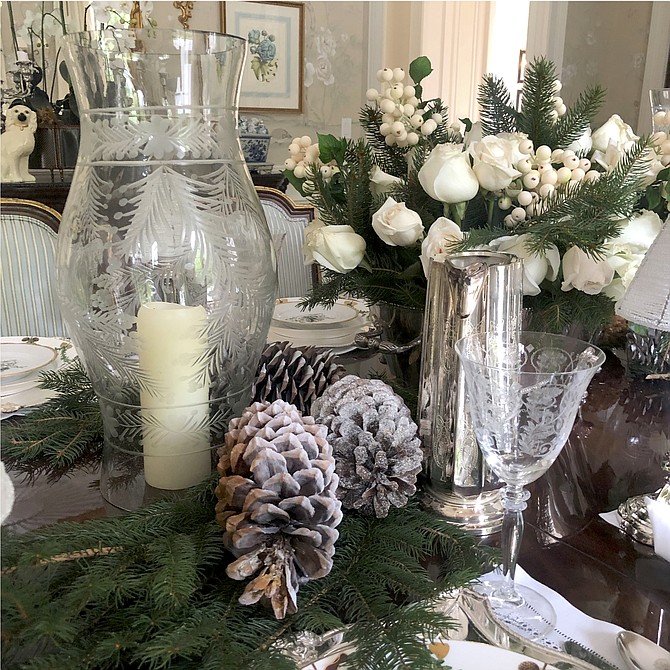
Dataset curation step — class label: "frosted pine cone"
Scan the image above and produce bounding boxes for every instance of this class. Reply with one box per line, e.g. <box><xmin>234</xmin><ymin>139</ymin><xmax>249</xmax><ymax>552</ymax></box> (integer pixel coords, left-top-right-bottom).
<box><xmin>215</xmin><ymin>400</ymin><xmax>342</xmax><ymax>619</ymax></box>
<box><xmin>253</xmin><ymin>342</ymin><xmax>345</xmax><ymax>414</ymax></box>
<box><xmin>313</xmin><ymin>375</ymin><xmax>423</xmax><ymax>518</ymax></box>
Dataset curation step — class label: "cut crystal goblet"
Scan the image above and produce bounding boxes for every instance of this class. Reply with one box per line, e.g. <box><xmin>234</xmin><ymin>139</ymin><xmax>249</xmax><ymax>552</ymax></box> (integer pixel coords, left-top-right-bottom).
<box><xmin>456</xmin><ymin>331</ymin><xmax>605</xmax><ymax>639</ymax></box>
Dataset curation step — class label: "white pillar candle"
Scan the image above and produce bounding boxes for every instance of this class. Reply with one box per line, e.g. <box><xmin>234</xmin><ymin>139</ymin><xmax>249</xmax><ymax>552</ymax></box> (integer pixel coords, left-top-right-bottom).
<box><xmin>137</xmin><ymin>302</ymin><xmax>211</xmax><ymax>490</ymax></box>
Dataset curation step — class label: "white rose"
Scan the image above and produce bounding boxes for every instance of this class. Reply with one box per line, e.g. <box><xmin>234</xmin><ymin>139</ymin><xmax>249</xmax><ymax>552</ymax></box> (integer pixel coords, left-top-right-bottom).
<box><xmin>469</xmin><ymin>135</ymin><xmax>523</xmax><ymax>192</ymax></box>
<box><xmin>370</xmin><ymin>166</ymin><xmax>403</xmax><ymax>196</ymax></box>
<box><xmin>603</xmin><ymin>254</ymin><xmax>643</xmax><ymax>303</ymax></box>
<box><xmin>489</xmin><ymin>234</ymin><xmax>560</xmax><ymax>296</ymax></box>
<box><xmin>420</xmin><ymin>216</ymin><xmax>463</xmax><ymax>276</ymax></box>
<box><xmin>371</xmin><ymin>197</ymin><xmax>424</xmax><ymax>247</ymax></box>
<box><xmin>602</xmin><ymin>277</ymin><xmax>626</xmax><ymax>303</ymax></box>
<box><xmin>418</xmin><ymin>143</ymin><xmax>480</xmax><ymax>204</ymax></box>
<box><xmin>566</xmin><ymin>127</ymin><xmax>593</xmax><ymax>153</ymax></box>
<box><xmin>303</xmin><ymin>220</ymin><xmax>366</xmax><ymax>273</ymax></box>
<box><xmin>607</xmin><ymin>210</ymin><xmax>662</xmax><ymax>254</ymax></box>
<box><xmin>591</xmin><ymin>114</ymin><xmax>638</xmax><ymax>153</ymax></box>
<box><xmin>561</xmin><ymin>246</ymin><xmax>615</xmax><ymax>295</ymax></box>
<box><xmin>592</xmin><ymin>144</ymin><xmax>624</xmax><ymax>172</ymax></box>
<box><xmin>491</xmin><ymin>132</ymin><xmax>529</xmax><ymax>165</ymax></box>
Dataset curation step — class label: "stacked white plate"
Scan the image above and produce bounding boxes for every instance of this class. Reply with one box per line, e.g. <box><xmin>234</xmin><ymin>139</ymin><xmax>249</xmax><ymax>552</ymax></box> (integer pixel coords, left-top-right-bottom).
<box><xmin>1</xmin><ymin>338</ymin><xmax>71</xmax><ymax>414</ymax></box>
<box><xmin>1</xmin><ymin>340</ymin><xmax>58</xmax><ymax>391</ymax></box>
<box><xmin>267</xmin><ymin>298</ymin><xmax>371</xmax><ymax>350</ymax></box>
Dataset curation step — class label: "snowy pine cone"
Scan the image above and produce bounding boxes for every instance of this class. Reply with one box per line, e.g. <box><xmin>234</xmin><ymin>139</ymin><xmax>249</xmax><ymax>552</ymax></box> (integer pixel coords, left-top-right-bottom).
<box><xmin>253</xmin><ymin>342</ymin><xmax>345</xmax><ymax>414</ymax></box>
<box><xmin>312</xmin><ymin>375</ymin><xmax>423</xmax><ymax>518</ymax></box>
<box><xmin>215</xmin><ymin>400</ymin><xmax>342</xmax><ymax>619</ymax></box>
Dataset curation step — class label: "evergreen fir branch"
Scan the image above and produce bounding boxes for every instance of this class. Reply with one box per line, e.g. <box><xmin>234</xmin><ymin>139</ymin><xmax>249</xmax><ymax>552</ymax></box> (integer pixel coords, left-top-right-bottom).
<box><xmin>525</xmin><ymin>285</ymin><xmax>615</xmax><ymax>337</ymax></box>
<box><xmin>360</xmin><ymin>107</ymin><xmax>410</xmax><ymax>177</ymax></box>
<box><xmin>2</xmin><ymin>496</ymin><xmax>495</xmax><ymax>669</ymax></box>
<box><xmin>477</xmin><ymin>74</ymin><xmax>518</xmax><ymax>136</ymax></box>
<box><xmin>1</xmin><ymin>358</ymin><xmax>103</xmax><ymax>481</ymax></box>
<box><xmin>519</xmin><ymin>141</ymin><xmax>652</xmax><ymax>256</ymax></box>
<box><xmin>550</xmin><ymin>85</ymin><xmax>606</xmax><ymax>148</ymax></box>
<box><xmin>517</xmin><ymin>57</ymin><xmax>560</xmax><ymax>147</ymax></box>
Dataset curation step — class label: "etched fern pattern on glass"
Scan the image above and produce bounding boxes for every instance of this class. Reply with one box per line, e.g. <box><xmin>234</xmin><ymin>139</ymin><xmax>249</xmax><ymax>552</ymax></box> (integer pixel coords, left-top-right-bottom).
<box><xmin>456</xmin><ymin>332</ymin><xmax>605</xmax><ymax>639</ymax></box>
<box><xmin>58</xmin><ymin>30</ymin><xmax>276</xmax><ymax>509</ymax></box>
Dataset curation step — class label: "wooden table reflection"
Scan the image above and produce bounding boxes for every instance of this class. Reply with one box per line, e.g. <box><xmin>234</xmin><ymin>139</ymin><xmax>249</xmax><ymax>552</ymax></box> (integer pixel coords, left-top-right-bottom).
<box><xmin>5</xmin><ymin>351</ymin><xmax>670</xmax><ymax>650</ymax></box>
<box><xmin>523</xmin><ymin>352</ymin><xmax>670</xmax><ymax>649</ymax></box>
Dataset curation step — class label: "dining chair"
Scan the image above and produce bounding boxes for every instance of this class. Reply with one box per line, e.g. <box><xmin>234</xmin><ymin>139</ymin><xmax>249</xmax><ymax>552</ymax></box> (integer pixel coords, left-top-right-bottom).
<box><xmin>1</xmin><ymin>198</ymin><xmax>68</xmax><ymax>338</ymax></box>
<box><xmin>256</xmin><ymin>186</ymin><xmax>319</xmax><ymax>298</ymax></box>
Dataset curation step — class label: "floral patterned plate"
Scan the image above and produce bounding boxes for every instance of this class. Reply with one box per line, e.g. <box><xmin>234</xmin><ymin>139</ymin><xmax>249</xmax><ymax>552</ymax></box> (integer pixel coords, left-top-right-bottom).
<box><xmin>0</xmin><ymin>341</ymin><xmax>58</xmax><ymax>382</ymax></box>
<box><xmin>272</xmin><ymin>298</ymin><xmax>364</xmax><ymax>331</ymax></box>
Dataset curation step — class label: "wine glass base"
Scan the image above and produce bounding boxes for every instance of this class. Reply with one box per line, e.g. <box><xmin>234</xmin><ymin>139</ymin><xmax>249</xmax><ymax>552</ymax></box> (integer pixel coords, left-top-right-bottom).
<box><xmin>472</xmin><ymin>579</ymin><xmax>556</xmax><ymax>641</ymax></box>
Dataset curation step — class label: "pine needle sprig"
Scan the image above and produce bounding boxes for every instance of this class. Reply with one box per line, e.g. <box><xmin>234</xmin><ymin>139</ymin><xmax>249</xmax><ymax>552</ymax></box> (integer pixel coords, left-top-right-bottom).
<box><xmin>516</xmin><ymin>57</ymin><xmax>560</xmax><ymax>147</ymax></box>
<box><xmin>550</xmin><ymin>85</ymin><xmax>606</xmax><ymax>148</ymax></box>
<box><xmin>520</xmin><ymin>139</ymin><xmax>653</xmax><ymax>256</ymax></box>
<box><xmin>525</xmin><ymin>286</ymin><xmax>615</xmax><ymax>339</ymax></box>
<box><xmin>360</xmin><ymin>106</ymin><xmax>409</xmax><ymax>177</ymax></box>
<box><xmin>2</xmin><ymin>358</ymin><xmax>103</xmax><ymax>481</ymax></box>
<box><xmin>2</xmin><ymin>490</ymin><xmax>495</xmax><ymax>669</ymax></box>
<box><xmin>478</xmin><ymin>74</ymin><xmax>518</xmax><ymax>136</ymax></box>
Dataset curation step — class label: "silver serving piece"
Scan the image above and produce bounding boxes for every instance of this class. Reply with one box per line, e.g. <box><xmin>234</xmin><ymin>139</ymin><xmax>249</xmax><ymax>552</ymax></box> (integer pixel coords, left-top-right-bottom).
<box><xmin>1</xmin><ymin>57</ymin><xmax>38</xmax><ymax>105</ymax></box>
<box><xmin>618</xmin><ymin>452</ymin><xmax>670</xmax><ymax>546</ymax></box>
<box><xmin>418</xmin><ymin>251</ymin><xmax>523</xmax><ymax>535</ymax></box>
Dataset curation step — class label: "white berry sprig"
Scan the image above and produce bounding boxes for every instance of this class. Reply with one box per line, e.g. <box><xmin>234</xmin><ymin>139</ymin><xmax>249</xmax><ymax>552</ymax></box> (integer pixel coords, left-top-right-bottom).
<box><xmin>501</xmin><ymin>138</ymin><xmax>598</xmax><ymax>226</ymax></box>
<box><xmin>365</xmin><ymin>65</ymin><xmax>444</xmax><ymax>148</ymax></box>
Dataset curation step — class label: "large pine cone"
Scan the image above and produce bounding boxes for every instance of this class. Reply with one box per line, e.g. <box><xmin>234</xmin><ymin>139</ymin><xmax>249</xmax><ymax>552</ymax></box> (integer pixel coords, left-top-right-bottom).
<box><xmin>253</xmin><ymin>342</ymin><xmax>345</xmax><ymax>414</ymax></box>
<box><xmin>312</xmin><ymin>375</ymin><xmax>423</xmax><ymax>518</ymax></box>
<box><xmin>215</xmin><ymin>400</ymin><xmax>342</xmax><ymax>619</ymax></box>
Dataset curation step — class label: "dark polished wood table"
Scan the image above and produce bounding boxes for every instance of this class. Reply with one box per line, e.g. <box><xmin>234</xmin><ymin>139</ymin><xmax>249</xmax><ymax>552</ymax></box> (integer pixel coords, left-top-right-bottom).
<box><xmin>523</xmin><ymin>352</ymin><xmax>670</xmax><ymax>649</ymax></box>
<box><xmin>5</xmin><ymin>351</ymin><xmax>670</xmax><ymax>651</ymax></box>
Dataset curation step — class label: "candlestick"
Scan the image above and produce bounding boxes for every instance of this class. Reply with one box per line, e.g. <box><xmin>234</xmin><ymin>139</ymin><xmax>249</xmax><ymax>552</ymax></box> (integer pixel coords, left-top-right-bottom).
<box><xmin>137</xmin><ymin>302</ymin><xmax>211</xmax><ymax>490</ymax></box>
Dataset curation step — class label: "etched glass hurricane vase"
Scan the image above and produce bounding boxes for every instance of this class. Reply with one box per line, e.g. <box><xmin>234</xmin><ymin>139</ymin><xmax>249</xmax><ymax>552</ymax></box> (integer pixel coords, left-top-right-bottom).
<box><xmin>456</xmin><ymin>332</ymin><xmax>605</xmax><ymax>639</ymax></box>
<box><xmin>57</xmin><ymin>30</ymin><xmax>277</xmax><ymax>510</ymax></box>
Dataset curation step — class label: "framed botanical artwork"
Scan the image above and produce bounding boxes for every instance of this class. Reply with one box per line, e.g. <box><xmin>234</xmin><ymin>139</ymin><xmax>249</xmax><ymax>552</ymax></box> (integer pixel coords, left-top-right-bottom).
<box><xmin>222</xmin><ymin>1</ymin><xmax>304</xmax><ymax>112</ymax></box>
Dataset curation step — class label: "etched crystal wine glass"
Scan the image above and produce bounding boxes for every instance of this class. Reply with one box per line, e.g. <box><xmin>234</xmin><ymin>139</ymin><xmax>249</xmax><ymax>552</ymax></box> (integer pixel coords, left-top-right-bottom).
<box><xmin>456</xmin><ymin>331</ymin><xmax>606</xmax><ymax>639</ymax></box>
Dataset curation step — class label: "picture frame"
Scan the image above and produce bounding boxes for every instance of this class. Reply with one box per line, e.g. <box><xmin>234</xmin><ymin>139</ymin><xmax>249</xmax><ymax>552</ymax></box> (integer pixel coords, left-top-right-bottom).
<box><xmin>222</xmin><ymin>1</ymin><xmax>304</xmax><ymax>112</ymax></box>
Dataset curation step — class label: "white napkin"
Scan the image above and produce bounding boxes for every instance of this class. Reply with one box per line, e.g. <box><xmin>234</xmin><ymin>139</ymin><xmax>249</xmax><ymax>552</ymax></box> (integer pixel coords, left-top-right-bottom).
<box><xmin>599</xmin><ymin>509</ymin><xmax>622</xmax><ymax>529</ymax></box>
<box><xmin>0</xmin><ymin>461</ymin><xmax>16</xmax><ymax>524</ymax></box>
<box><xmin>479</xmin><ymin>566</ymin><xmax>624</xmax><ymax>669</ymax></box>
<box><xmin>645</xmin><ymin>496</ymin><xmax>670</xmax><ymax>562</ymax></box>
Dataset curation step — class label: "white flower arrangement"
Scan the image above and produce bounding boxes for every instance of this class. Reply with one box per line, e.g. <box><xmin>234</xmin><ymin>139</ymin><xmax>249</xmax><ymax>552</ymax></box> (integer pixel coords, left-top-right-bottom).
<box><xmin>284</xmin><ymin>56</ymin><xmax>669</xmax><ymax>334</ymax></box>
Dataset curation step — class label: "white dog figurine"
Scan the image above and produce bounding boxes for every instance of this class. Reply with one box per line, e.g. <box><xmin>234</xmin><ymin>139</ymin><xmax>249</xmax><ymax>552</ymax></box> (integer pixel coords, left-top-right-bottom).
<box><xmin>1</xmin><ymin>104</ymin><xmax>37</xmax><ymax>183</ymax></box>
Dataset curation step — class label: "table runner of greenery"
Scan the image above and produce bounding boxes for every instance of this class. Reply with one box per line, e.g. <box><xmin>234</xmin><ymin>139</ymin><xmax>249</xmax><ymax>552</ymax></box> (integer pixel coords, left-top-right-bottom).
<box><xmin>2</xmin><ymin>360</ymin><xmax>496</xmax><ymax>669</ymax></box>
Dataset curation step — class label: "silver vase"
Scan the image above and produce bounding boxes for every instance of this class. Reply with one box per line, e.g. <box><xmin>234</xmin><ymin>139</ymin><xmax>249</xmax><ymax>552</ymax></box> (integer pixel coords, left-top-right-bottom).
<box><xmin>418</xmin><ymin>252</ymin><xmax>523</xmax><ymax>535</ymax></box>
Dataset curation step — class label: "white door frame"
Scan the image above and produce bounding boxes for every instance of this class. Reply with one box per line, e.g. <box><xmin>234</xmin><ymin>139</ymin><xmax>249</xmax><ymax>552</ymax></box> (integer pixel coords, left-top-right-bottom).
<box><xmin>525</xmin><ymin>1</ymin><xmax>568</xmax><ymax>73</ymax></box>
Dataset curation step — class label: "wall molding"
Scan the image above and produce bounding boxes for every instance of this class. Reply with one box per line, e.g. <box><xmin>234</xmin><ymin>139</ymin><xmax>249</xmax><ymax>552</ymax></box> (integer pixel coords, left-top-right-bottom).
<box><xmin>526</xmin><ymin>1</ymin><xmax>568</xmax><ymax>73</ymax></box>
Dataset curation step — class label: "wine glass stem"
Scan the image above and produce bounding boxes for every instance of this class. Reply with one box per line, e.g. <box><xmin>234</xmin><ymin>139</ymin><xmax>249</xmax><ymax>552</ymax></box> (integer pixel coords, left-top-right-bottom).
<box><xmin>499</xmin><ymin>484</ymin><xmax>530</xmax><ymax>601</ymax></box>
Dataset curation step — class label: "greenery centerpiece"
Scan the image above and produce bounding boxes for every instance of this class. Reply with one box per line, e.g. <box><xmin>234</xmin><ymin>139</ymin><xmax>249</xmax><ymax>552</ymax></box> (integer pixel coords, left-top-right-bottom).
<box><xmin>284</xmin><ymin>56</ymin><xmax>669</xmax><ymax>336</ymax></box>
<box><xmin>2</xmin><ymin>356</ymin><xmax>495</xmax><ymax>669</ymax></box>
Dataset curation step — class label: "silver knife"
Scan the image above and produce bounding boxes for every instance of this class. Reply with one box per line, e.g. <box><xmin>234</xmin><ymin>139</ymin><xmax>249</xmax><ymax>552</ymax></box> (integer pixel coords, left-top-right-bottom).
<box><xmin>562</xmin><ymin>639</ymin><xmax>622</xmax><ymax>670</ymax></box>
<box><xmin>459</xmin><ymin>588</ymin><xmax>621</xmax><ymax>670</ymax></box>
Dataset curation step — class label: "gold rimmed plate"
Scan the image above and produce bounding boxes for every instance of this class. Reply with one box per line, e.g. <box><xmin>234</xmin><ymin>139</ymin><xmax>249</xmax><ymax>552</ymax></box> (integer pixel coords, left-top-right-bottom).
<box><xmin>272</xmin><ymin>298</ymin><xmax>365</xmax><ymax>331</ymax></box>
<box><xmin>1</xmin><ymin>342</ymin><xmax>58</xmax><ymax>383</ymax></box>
